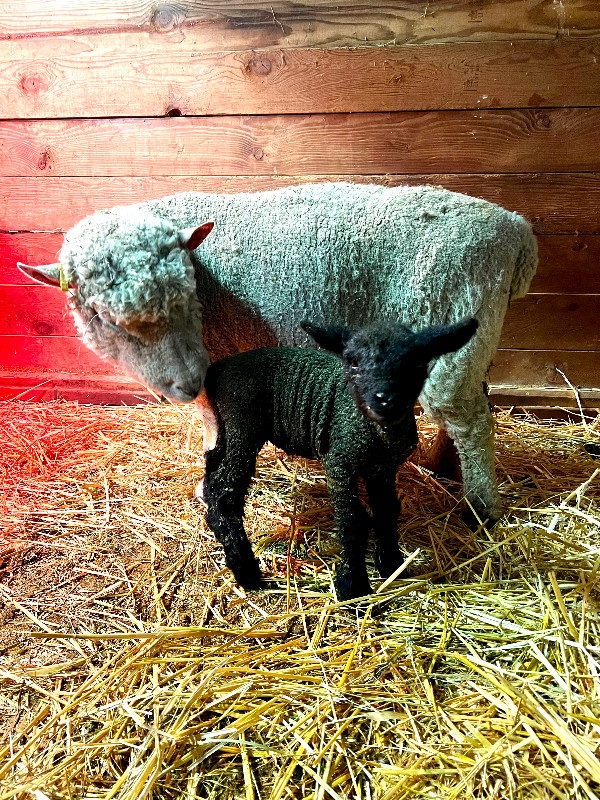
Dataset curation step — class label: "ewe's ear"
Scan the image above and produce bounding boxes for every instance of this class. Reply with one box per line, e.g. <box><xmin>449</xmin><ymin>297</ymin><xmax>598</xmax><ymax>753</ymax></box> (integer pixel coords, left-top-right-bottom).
<box><xmin>179</xmin><ymin>222</ymin><xmax>214</xmax><ymax>251</ymax></box>
<box><xmin>301</xmin><ymin>321</ymin><xmax>351</xmax><ymax>354</ymax></box>
<box><xmin>16</xmin><ymin>262</ymin><xmax>76</xmax><ymax>290</ymax></box>
<box><xmin>416</xmin><ymin>317</ymin><xmax>479</xmax><ymax>360</ymax></box>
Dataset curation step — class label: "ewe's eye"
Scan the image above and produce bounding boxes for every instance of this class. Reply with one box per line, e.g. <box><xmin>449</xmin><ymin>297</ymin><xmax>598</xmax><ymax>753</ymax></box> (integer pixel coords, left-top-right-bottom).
<box><xmin>347</xmin><ymin>358</ymin><xmax>360</xmax><ymax>372</ymax></box>
<box><xmin>103</xmin><ymin>319</ymin><xmax>130</xmax><ymax>338</ymax></box>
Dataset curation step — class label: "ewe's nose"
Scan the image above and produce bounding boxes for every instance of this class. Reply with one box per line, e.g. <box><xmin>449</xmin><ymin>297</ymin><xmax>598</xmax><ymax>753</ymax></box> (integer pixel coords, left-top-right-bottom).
<box><xmin>164</xmin><ymin>379</ymin><xmax>202</xmax><ymax>403</ymax></box>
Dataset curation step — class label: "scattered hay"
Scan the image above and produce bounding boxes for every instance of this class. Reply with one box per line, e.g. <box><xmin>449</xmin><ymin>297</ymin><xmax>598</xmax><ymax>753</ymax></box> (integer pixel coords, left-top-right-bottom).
<box><xmin>1</xmin><ymin>400</ymin><xmax>600</xmax><ymax>799</ymax></box>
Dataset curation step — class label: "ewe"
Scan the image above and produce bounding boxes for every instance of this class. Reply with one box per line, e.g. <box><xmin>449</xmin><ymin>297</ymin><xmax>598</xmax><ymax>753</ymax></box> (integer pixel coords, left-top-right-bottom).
<box><xmin>18</xmin><ymin>182</ymin><xmax>537</xmax><ymax>520</ymax></box>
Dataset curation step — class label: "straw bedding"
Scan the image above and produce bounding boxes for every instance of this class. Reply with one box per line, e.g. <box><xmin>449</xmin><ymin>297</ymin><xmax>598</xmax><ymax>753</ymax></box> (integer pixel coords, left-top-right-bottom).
<box><xmin>1</xmin><ymin>400</ymin><xmax>599</xmax><ymax>800</ymax></box>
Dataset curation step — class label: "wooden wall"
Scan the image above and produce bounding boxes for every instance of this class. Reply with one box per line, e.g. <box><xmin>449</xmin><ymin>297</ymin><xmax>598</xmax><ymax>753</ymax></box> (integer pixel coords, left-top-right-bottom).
<box><xmin>1</xmin><ymin>1</ymin><xmax>600</xmax><ymax>406</ymax></box>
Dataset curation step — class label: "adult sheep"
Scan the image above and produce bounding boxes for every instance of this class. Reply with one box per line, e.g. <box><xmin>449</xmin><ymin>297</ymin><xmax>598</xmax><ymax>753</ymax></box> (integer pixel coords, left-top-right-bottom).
<box><xmin>19</xmin><ymin>182</ymin><xmax>538</xmax><ymax>522</ymax></box>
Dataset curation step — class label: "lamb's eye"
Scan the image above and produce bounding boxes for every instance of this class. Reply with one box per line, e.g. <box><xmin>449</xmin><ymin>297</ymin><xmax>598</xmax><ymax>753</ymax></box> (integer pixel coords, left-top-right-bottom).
<box><xmin>347</xmin><ymin>359</ymin><xmax>359</xmax><ymax>371</ymax></box>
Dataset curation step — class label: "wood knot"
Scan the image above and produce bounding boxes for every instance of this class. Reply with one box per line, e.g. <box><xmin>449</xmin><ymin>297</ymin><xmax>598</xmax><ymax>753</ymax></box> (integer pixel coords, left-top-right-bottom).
<box><xmin>535</xmin><ymin>112</ymin><xmax>551</xmax><ymax>129</ymax></box>
<box><xmin>151</xmin><ymin>3</ymin><xmax>186</xmax><ymax>32</ymax></box>
<box><xmin>247</xmin><ymin>55</ymin><xmax>272</xmax><ymax>76</ymax></box>
<box><xmin>20</xmin><ymin>71</ymin><xmax>48</xmax><ymax>94</ymax></box>
<box><xmin>33</xmin><ymin>320</ymin><xmax>54</xmax><ymax>335</ymax></box>
<box><xmin>37</xmin><ymin>147</ymin><xmax>54</xmax><ymax>172</ymax></box>
<box><xmin>252</xmin><ymin>148</ymin><xmax>265</xmax><ymax>161</ymax></box>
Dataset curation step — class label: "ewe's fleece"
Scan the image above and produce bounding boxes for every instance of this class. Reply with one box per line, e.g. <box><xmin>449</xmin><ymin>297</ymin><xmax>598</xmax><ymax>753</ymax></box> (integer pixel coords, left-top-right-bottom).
<box><xmin>58</xmin><ymin>181</ymin><xmax>538</xmax><ymax>519</ymax></box>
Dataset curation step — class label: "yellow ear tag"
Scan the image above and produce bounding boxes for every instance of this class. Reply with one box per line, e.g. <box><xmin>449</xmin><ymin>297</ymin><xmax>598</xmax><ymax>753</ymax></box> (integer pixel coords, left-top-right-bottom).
<box><xmin>58</xmin><ymin>263</ymin><xmax>69</xmax><ymax>292</ymax></box>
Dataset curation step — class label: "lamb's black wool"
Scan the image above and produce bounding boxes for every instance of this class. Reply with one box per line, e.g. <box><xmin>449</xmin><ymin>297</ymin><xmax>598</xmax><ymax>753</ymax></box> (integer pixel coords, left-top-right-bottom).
<box><xmin>200</xmin><ymin>318</ymin><xmax>478</xmax><ymax>601</ymax></box>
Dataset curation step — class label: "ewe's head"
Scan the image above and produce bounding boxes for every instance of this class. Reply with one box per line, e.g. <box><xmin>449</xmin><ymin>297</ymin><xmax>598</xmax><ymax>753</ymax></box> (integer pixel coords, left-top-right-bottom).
<box><xmin>302</xmin><ymin>318</ymin><xmax>479</xmax><ymax>428</ymax></box>
<box><xmin>18</xmin><ymin>209</ymin><xmax>214</xmax><ymax>403</ymax></box>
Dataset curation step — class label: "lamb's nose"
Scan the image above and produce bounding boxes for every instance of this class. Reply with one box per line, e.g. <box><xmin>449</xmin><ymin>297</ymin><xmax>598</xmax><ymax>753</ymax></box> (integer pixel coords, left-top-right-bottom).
<box><xmin>374</xmin><ymin>391</ymin><xmax>394</xmax><ymax>407</ymax></box>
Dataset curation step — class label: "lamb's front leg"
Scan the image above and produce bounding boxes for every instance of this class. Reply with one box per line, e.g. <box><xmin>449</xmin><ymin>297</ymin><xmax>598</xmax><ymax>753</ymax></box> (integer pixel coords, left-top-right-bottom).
<box><xmin>324</xmin><ymin>457</ymin><xmax>373</xmax><ymax>601</ymax></box>
<box><xmin>203</xmin><ymin>436</ymin><xmax>263</xmax><ymax>591</ymax></box>
<box><xmin>363</xmin><ymin>470</ymin><xmax>404</xmax><ymax>580</ymax></box>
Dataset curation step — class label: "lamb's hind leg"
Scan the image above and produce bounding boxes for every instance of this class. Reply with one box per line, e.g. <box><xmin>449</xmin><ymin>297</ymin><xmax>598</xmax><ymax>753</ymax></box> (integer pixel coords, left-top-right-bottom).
<box><xmin>203</xmin><ymin>433</ymin><xmax>263</xmax><ymax>590</ymax></box>
<box><xmin>422</xmin><ymin>390</ymin><xmax>501</xmax><ymax>524</ymax></box>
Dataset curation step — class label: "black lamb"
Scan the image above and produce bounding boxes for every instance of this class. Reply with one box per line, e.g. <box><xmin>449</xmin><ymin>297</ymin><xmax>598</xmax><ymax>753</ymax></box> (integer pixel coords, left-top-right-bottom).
<box><xmin>197</xmin><ymin>317</ymin><xmax>479</xmax><ymax>601</ymax></box>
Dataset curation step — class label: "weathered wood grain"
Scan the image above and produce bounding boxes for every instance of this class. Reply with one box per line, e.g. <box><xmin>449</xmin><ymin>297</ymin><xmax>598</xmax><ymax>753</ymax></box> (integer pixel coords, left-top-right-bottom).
<box><xmin>3</xmin><ymin>232</ymin><xmax>600</xmax><ymax>294</ymax></box>
<box><xmin>489</xmin><ymin>349</ymin><xmax>600</xmax><ymax>390</ymax></box>
<box><xmin>1</xmin><ymin>339</ymin><xmax>598</xmax><ymax>397</ymax></box>
<box><xmin>0</xmin><ymin>233</ymin><xmax>63</xmax><ymax>282</ymax></box>
<box><xmin>3</xmin><ymin>109</ymin><xmax>600</xmax><ymax>178</ymax></box>
<box><xmin>531</xmin><ymin>236</ymin><xmax>600</xmax><ymax>294</ymax></box>
<box><xmin>0</xmin><ymin>335</ymin><xmax>114</xmax><ymax>373</ymax></box>
<box><xmin>0</xmin><ymin>286</ymin><xmax>76</xmax><ymax>336</ymax></box>
<box><xmin>0</xmin><ymin>371</ymin><xmax>152</xmax><ymax>403</ymax></box>
<box><xmin>2</xmin><ymin>284</ymin><xmax>599</xmax><ymax>353</ymax></box>
<box><xmin>2</xmin><ymin>174</ymin><xmax>599</xmax><ymax>234</ymax></box>
<box><xmin>1</xmin><ymin>1</ymin><xmax>598</xmax><ymax>47</ymax></box>
<box><xmin>3</xmin><ymin>38</ymin><xmax>600</xmax><ymax>118</ymax></box>
<box><xmin>500</xmin><ymin>295</ymin><xmax>600</xmax><ymax>351</ymax></box>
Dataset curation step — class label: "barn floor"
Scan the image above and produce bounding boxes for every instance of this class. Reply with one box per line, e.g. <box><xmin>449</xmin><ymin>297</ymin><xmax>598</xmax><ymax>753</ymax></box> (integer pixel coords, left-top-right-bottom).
<box><xmin>1</xmin><ymin>401</ymin><xmax>600</xmax><ymax>800</ymax></box>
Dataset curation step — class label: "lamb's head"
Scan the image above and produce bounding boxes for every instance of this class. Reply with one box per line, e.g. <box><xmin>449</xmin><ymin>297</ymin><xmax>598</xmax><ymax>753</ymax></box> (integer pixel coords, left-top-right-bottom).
<box><xmin>302</xmin><ymin>317</ymin><xmax>479</xmax><ymax>428</ymax></box>
<box><xmin>18</xmin><ymin>209</ymin><xmax>215</xmax><ymax>403</ymax></box>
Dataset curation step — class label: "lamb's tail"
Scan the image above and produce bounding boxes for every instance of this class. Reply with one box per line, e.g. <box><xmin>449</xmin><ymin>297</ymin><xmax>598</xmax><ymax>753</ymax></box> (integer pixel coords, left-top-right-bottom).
<box><xmin>509</xmin><ymin>213</ymin><xmax>538</xmax><ymax>300</ymax></box>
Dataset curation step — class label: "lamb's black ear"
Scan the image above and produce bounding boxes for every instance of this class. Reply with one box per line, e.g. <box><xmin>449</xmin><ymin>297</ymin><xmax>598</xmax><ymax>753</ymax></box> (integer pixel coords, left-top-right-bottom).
<box><xmin>416</xmin><ymin>317</ymin><xmax>479</xmax><ymax>360</ymax></box>
<box><xmin>301</xmin><ymin>321</ymin><xmax>351</xmax><ymax>354</ymax></box>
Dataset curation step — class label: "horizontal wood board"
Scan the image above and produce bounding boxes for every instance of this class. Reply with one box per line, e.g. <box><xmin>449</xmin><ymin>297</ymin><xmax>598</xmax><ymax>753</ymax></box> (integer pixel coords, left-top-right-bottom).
<box><xmin>4</xmin><ymin>109</ymin><xmax>600</xmax><ymax>178</ymax></box>
<box><xmin>1</xmin><ymin>285</ymin><xmax>598</xmax><ymax>352</ymax></box>
<box><xmin>2</xmin><ymin>39</ymin><xmax>600</xmax><ymax>118</ymax></box>
<box><xmin>2</xmin><ymin>174</ymin><xmax>600</xmax><ymax>234</ymax></box>
<box><xmin>1</xmin><ymin>1</ymin><xmax>599</xmax><ymax>48</ymax></box>
<box><xmin>6</xmin><ymin>233</ymin><xmax>600</xmax><ymax>294</ymax></box>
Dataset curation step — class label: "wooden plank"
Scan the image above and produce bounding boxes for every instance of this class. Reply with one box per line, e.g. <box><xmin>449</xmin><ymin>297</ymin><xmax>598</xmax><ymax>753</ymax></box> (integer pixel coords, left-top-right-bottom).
<box><xmin>0</xmin><ymin>334</ymin><xmax>117</xmax><ymax>373</ymax></box>
<box><xmin>0</xmin><ymin>233</ymin><xmax>63</xmax><ymax>283</ymax></box>
<box><xmin>489</xmin><ymin>388</ymin><xmax>600</xmax><ymax>410</ymax></box>
<box><xmin>489</xmin><ymin>349</ymin><xmax>600</xmax><ymax>390</ymax></box>
<box><xmin>2</xmin><ymin>284</ymin><xmax>599</xmax><ymax>352</ymax></box>
<box><xmin>4</xmin><ymin>232</ymin><xmax>600</xmax><ymax>293</ymax></box>
<box><xmin>1</xmin><ymin>349</ymin><xmax>598</xmax><ymax>403</ymax></box>
<box><xmin>3</xmin><ymin>39</ymin><xmax>600</xmax><ymax>118</ymax></box>
<box><xmin>0</xmin><ymin>285</ymin><xmax>76</xmax><ymax>335</ymax></box>
<box><xmin>2</xmin><ymin>373</ymin><xmax>597</xmax><ymax>408</ymax></box>
<box><xmin>2</xmin><ymin>174</ymin><xmax>600</xmax><ymax>235</ymax></box>
<box><xmin>531</xmin><ymin>235</ymin><xmax>600</xmax><ymax>294</ymax></box>
<box><xmin>0</xmin><ymin>370</ymin><xmax>152</xmax><ymax>403</ymax></box>
<box><xmin>500</xmin><ymin>295</ymin><xmax>600</xmax><ymax>351</ymax></box>
<box><xmin>1</xmin><ymin>1</ymin><xmax>598</xmax><ymax>47</ymax></box>
<box><xmin>3</xmin><ymin>109</ymin><xmax>600</xmax><ymax>178</ymax></box>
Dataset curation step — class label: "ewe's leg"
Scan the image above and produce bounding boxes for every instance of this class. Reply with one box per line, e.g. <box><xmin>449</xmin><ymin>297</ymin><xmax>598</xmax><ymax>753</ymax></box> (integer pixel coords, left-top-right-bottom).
<box><xmin>422</xmin><ymin>391</ymin><xmax>501</xmax><ymax>523</ymax></box>
<box><xmin>363</xmin><ymin>471</ymin><xmax>403</xmax><ymax>579</ymax></box>
<box><xmin>324</xmin><ymin>458</ymin><xmax>373</xmax><ymax>601</ymax></box>
<box><xmin>203</xmin><ymin>434</ymin><xmax>263</xmax><ymax>590</ymax></box>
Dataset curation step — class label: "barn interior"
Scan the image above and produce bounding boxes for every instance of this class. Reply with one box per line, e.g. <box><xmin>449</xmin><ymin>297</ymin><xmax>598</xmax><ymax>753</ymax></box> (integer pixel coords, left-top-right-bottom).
<box><xmin>1</xmin><ymin>3</ymin><xmax>600</xmax><ymax>798</ymax></box>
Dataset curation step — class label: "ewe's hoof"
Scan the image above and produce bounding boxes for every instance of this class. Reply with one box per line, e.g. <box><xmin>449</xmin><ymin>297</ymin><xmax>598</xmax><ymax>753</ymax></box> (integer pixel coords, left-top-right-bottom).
<box><xmin>194</xmin><ymin>479</ymin><xmax>207</xmax><ymax>507</ymax></box>
<box><xmin>461</xmin><ymin>507</ymin><xmax>500</xmax><ymax>530</ymax></box>
<box><xmin>374</xmin><ymin>547</ymin><xmax>409</xmax><ymax>580</ymax></box>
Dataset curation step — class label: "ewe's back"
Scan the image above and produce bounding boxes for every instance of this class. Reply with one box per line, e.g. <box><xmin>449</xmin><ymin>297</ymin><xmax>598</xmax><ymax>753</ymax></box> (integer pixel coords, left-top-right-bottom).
<box><xmin>145</xmin><ymin>182</ymin><xmax>537</xmax><ymax>347</ymax></box>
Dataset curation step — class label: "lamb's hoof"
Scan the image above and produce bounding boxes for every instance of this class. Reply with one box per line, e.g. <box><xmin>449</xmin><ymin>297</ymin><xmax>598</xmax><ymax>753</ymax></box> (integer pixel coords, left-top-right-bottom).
<box><xmin>335</xmin><ymin>566</ymin><xmax>372</xmax><ymax>604</ymax></box>
<box><xmin>234</xmin><ymin>563</ymin><xmax>264</xmax><ymax>593</ymax></box>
